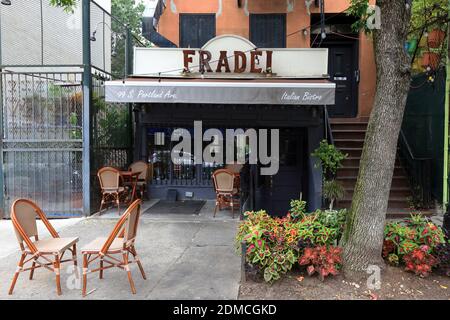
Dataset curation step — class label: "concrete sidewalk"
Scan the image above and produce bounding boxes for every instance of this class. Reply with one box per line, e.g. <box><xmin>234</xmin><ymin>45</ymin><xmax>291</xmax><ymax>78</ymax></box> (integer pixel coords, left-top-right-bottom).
<box><xmin>0</xmin><ymin>208</ymin><xmax>241</xmax><ymax>300</ymax></box>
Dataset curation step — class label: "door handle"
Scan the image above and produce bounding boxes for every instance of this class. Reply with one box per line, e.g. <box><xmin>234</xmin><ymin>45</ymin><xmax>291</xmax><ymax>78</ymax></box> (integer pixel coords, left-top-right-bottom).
<box><xmin>355</xmin><ymin>70</ymin><xmax>360</xmax><ymax>83</ymax></box>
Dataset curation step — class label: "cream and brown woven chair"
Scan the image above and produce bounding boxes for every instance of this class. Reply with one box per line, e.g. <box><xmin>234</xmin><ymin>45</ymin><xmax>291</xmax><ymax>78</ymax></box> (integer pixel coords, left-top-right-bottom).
<box><xmin>8</xmin><ymin>199</ymin><xmax>79</xmax><ymax>296</ymax></box>
<box><xmin>129</xmin><ymin>161</ymin><xmax>150</xmax><ymax>199</ymax></box>
<box><xmin>81</xmin><ymin>199</ymin><xmax>146</xmax><ymax>296</ymax></box>
<box><xmin>212</xmin><ymin>169</ymin><xmax>240</xmax><ymax>218</ymax></box>
<box><xmin>98</xmin><ymin>166</ymin><xmax>126</xmax><ymax>214</ymax></box>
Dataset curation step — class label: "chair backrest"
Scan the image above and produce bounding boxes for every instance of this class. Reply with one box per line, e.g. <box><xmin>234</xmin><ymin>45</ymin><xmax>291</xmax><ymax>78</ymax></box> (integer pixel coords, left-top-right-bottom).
<box><xmin>129</xmin><ymin>161</ymin><xmax>149</xmax><ymax>181</ymax></box>
<box><xmin>98</xmin><ymin>167</ymin><xmax>120</xmax><ymax>190</ymax></box>
<box><xmin>100</xmin><ymin>199</ymin><xmax>142</xmax><ymax>254</ymax></box>
<box><xmin>123</xmin><ymin>200</ymin><xmax>141</xmax><ymax>242</ymax></box>
<box><xmin>11</xmin><ymin>199</ymin><xmax>59</xmax><ymax>253</ymax></box>
<box><xmin>212</xmin><ymin>169</ymin><xmax>235</xmax><ymax>193</ymax></box>
<box><xmin>226</xmin><ymin>164</ymin><xmax>243</xmax><ymax>174</ymax></box>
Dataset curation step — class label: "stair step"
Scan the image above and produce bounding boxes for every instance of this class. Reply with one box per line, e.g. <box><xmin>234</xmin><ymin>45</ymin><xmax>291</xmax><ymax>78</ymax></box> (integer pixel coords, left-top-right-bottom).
<box><xmin>330</xmin><ymin>122</ymin><xmax>368</xmax><ymax>131</ymax></box>
<box><xmin>337</xmin><ymin>166</ymin><xmax>405</xmax><ymax>178</ymax></box>
<box><xmin>330</xmin><ymin>117</ymin><xmax>369</xmax><ymax>123</ymax></box>
<box><xmin>332</xmin><ymin>130</ymin><xmax>367</xmax><ymax>140</ymax></box>
<box><xmin>343</xmin><ymin>187</ymin><xmax>411</xmax><ymax>198</ymax></box>
<box><xmin>337</xmin><ymin>176</ymin><xmax>409</xmax><ymax>188</ymax></box>
<box><xmin>338</xmin><ymin>147</ymin><xmax>363</xmax><ymax>157</ymax></box>
<box><xmin>342</xmin><ymin>157</ymin><xmax>361</xmax><ymax>167</ymax></box>
<box><xmin>339</xmin><ymin>198</ymin><xmax>410</xmax><ymax>209</ymax></box>
<box><xmin>328</xmin><ymin>117</ymin><xmax>423</xmax><ymax>215</ymax></box>
<box><xmin>335</xmin><ymin>139</ymin><xmax>365</xmax><ymax>148</ymax></box>
<box><xmin>342</xmin><ymin>157</ymin><xmax>402</xmax><ymax>167</ymax></box>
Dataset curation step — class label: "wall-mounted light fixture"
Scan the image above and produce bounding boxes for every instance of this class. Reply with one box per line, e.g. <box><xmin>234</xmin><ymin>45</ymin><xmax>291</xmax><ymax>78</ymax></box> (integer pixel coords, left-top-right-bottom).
<box><xmin>91</xmin><ymin>21</ymin><xmax>121</xmax><ymax>57</ymax></box>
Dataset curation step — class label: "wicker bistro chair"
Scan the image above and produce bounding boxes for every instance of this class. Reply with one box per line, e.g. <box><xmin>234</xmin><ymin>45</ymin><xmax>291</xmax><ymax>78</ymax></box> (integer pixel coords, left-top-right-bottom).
<box><xmin>81</xmin><ymin>199</ymin><xmax>146</xmax><ymax>296</ymax></box>
<box><xmin>98</xmin><ymin>167</ymin><xmax>127</xmax><ymax>214</ymax></box>
<box><xmin>8</xmin><ymin>199</ymin><xmax>79</xmax><ymax>296</ymax></box>
<box><xmin>212</xmin><ymin>169</ymin><xmax>240</xmax><ymax>219</ymax></box>
<box><xmin>129</xmin><ymin>161</ymin><xmax>150</xmax><ymax>199</ymax></box>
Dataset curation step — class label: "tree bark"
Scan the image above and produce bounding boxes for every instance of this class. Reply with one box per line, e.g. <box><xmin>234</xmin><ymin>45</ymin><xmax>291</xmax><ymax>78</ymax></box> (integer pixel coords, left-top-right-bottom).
<box><xmin>341</xmin><ymin>0</ymin><xmax>412</xmax><ymax>279</ymax></box>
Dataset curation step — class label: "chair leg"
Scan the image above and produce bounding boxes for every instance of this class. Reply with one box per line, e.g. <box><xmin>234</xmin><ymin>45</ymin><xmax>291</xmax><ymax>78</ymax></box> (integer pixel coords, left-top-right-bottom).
<box><xmin>123</xmin><ymin>251</ymin><xmax>136</xmax><ymax>294</ymax></box>
<box><xmin>72</xmin><ymin>244</ymin><xmax>79</xmax><ymax>279</ymax></box>
<box><xmin>9</xmin><ymin>253</ymin><xmax>26</xmax><ymax>295</ymax></box>
<box><xmin>213</xmin><ymin>201</ymin><xmax>219</xmax><ymax>218</ymax></box>
<box><xmin>82</xmin><ymin>254</ymin><xmax>88</xmax><ymax>297</ymax></box>
<box><xmin>130</xmin><ymin>247</ymin><xmax>146</xmax><ymax>280</ymax></box>
<box><xmin>116</xmin><ymin>192</ymin><xmax>120</xmax><ymax>215</ymax></box>
<box><xmin>54</xmin><ymin>254</ymin><xmax>62</xmax><ymax>296</ymax></box>
<box><xmin>99</xmin><ymin>258</ymin><xmax>104</xmax><ymax>279</ymax></box>
<box><xmin>29</xmin><ymin>260</ymin><xmax>36</xmax><ymax>280</ymax></box>
<box><xmin>99</xmin><ymin>194</ymin><xmax>106</xmax><ymax>213</ymax></box>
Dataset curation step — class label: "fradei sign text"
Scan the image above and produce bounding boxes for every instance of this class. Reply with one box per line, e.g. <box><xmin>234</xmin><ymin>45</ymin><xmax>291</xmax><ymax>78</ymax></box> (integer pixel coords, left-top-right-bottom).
<box><xmin>183</xmin><ymin>49</ymin><xmax>273</xmax><ymax>74</ymax></box>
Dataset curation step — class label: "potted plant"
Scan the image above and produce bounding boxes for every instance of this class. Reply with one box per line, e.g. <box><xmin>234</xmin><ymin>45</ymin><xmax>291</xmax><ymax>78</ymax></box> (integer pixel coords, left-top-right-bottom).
<box><xmin>427</xmin><ymin>28</ymin><xmax>446</xmax><ymax>48</ymax></box>
<box><xmin>322</xmin><ymin>179</ymin><xmax>345</xmax><ymax>211</ymax></box>
<box><xmin>311</xmin><ymin>140</ymin><xmax>348</xmax><ymax>180</ymax></box>
<box><xmin>421</xmin><ymin>51</ymin><xmax>440</xmax><ymax>70</ymax></box>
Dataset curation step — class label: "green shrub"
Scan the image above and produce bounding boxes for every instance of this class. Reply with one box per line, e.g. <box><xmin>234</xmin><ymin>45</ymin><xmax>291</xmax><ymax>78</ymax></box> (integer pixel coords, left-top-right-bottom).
<box><xmin>322</xmin><ymin>180</ymin><xmax>346</xmax><ymax>210</ymax></box>
<box><xmin>311</xmin><ymin>140</ymin><xmax>348</xmax><ymax>177</ymax></box>
<box><xmin>289</xmin><ymin>199</ymin><xmax>307</xmax><ymax>220</ymax></box>
<box><xmin>383</xmin><ymin>214</ymin><xmax>446</xmax><ymax>277</ymax></box>
<box><xmin>236</xmin><ymin>205</ymin><xmax>347</xmax><ymax>283</ymax></box>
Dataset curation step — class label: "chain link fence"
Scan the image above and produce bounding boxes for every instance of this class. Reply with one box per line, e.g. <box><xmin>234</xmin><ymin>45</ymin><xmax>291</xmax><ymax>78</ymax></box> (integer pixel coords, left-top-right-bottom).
<box><xmin>1</xmin><ymin>71</ymin><xmax>83</xmax><ymax>217</ymax></box>
<box><xmin>0</xmin><ymin>1</ymin><xmax>144</xmax><ymax>217</ymax></box>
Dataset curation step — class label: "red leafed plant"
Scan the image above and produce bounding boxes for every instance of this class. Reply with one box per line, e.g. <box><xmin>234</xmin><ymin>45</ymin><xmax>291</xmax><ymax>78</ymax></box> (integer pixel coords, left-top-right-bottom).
<box><xmin>298</xmin><ymin>246</ymin><xmax>342</xmax><ymax>281</ymax></box>
<box><xmin>403</xmin><ymin>245</ymin><xmax>438</xmax><ymax>277</ymax></box>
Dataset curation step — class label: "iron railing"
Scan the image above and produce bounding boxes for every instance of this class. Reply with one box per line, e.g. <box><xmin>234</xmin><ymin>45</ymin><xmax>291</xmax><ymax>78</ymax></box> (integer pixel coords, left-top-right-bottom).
<box><xmin>324</xmin><ymin>106</ymin><xmax>334</xmax><ymax>146</ymax></box>
<box><xmin>398</xmin><ymin>130</ymin><xmax>433</xmax><ymax>208</ymax></box>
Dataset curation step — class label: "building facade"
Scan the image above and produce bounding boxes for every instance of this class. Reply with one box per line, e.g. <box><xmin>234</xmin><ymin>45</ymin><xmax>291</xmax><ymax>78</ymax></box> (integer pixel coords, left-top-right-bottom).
<box><xmin>151</xmin><ymin>0</ymin><xmax>376</xmax><ymax>118</ymax></box>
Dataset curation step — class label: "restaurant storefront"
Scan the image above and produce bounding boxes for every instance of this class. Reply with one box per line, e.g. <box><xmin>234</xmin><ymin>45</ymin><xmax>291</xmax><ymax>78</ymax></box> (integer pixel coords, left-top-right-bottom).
<box><xmin>105</xmin><ymin>35</ymin><xmax>335</xmax><ymax>215</ymax></box>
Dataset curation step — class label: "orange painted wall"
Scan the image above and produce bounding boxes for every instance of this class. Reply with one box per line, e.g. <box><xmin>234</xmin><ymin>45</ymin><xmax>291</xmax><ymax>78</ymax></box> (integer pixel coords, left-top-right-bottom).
<box><xmin>157</xmin><ymin>0</ymin><xmax>376</xmax><ymax>117</ymax></box>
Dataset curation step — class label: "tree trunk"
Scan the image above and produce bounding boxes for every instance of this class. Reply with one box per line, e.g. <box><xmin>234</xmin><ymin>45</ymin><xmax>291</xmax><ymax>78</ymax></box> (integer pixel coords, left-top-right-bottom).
<box><xmin>341</xmin><ymin>0</ymin><xmax>412</xmax><ymax>279</ymax></box>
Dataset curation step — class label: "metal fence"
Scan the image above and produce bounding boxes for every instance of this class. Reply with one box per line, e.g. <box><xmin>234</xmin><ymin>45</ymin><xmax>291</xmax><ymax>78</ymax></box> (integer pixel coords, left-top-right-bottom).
<box><xmin>401</xmin><ymin>67</ymin><xmax>446</xmax><ymax>206</ymax></box>
<box><xmin>0</xmin><ymin>0</ymin><xmax>84</xmax><ymax>67</ymax></box>
<box><xmin>1</xmin><ymin>71</ymin><xmax>84</xmax><ymax>217</ymax></box>
<box><xmin>90</xmin><ymin>75</ymin><xmax>132</xmax><ymax>211</ymax></box>
<box><xmin>0</xmin><ymin>0</ymin><xmax>145</xmax><ymax>217</ymax></box>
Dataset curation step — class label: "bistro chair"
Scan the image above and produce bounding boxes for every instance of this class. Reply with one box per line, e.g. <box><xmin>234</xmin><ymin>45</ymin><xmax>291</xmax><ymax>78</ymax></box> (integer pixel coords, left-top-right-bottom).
<box><xmin>212</xmin><ymin>169</ymin><xmax>240</xmax><ymax>219</ymax></box>
<box><xmin>8</xmin><ymin>199</ymin><xmax>79</xmax><ymax>296</ymax></box>
<box><xmin>98</xmin><ymin>166</ymin><xmax>127</xmax><ymax>215</ymax></box>
<box><xmin>81</xmin><ymin>199</ymin><xmax>146</xmax><ymax>296</ymax></box>
<box><xmin>129</xmin><ymin>161</ymin><xmax>150</xmax><ymax>199</ymax></box>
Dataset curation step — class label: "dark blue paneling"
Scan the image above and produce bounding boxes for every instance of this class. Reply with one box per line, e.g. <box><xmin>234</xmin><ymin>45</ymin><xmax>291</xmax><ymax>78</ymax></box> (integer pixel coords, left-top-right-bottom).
<box><xmin>250</xmin><ymin>14</ymin><xmax>286</xmax><ymax>48</ymax></box>
<box><xmin>180</xmin><ymin>14</ymin><xmax>216</xmax><ymax>48</ymax></box>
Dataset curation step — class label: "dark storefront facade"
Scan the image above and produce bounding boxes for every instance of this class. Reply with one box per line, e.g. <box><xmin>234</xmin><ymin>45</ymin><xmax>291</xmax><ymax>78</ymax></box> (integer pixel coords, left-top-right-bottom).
<box><xmin>106</xmin><ymin>35</ymin><xmax>335</xmax><ymax>215</ymax></box>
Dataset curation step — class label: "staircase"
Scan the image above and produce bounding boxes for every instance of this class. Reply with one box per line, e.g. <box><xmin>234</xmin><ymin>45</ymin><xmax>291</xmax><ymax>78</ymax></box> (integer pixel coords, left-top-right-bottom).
<box><xmin>330</xmin><ymin>118</ymin><xmax>419</xmax><ymax>218</ymax></box>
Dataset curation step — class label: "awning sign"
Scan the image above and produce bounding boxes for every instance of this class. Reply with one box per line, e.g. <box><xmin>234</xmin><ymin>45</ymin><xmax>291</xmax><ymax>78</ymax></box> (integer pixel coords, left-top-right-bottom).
<box><xmin>105</xmin><ymin>81</ymin><xmax>336</xmax><ymax>105</ymax></box>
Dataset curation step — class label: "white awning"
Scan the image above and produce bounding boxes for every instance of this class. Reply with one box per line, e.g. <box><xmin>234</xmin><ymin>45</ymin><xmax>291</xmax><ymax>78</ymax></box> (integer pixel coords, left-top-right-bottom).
<box><xmin>105</xmin><ymin>78</ymin><xmax>336</xmax><ymax>105</ymax></box>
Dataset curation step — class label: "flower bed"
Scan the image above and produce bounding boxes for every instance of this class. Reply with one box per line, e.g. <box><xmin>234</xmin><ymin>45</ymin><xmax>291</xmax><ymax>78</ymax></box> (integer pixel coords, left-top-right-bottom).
<box><xmin>236</xmin><ymin>201</ymin><xmax>347</xmax><ymax>283</ymax></box>
<box><xmin>237</xmin><ymin>203</ymin><xmax>449</xmax><ymax>283</ymax></box>
<box><xmin>383</xmin><ymin>214</ymin><xmax>449</xmax><ymax>277</ymax></box>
